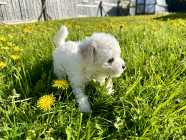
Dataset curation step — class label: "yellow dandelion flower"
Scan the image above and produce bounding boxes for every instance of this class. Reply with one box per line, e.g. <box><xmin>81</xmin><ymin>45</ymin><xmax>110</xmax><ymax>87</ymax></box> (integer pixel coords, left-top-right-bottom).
<box><xmin>52</xmin><ymin>80</ymin><xmax>69</xmax><ymax>90</ymax></box>
<box><xmin>0</xmin><ymin>36</ymin><xmax>6</xmax><ymax>42</ymax></box>
<box><xmin>37</xmin><ymin>94</ymin><xmax>55</xmax><ymax>111</ymax></box>
<box><xmin>23</xmin><ymin>26</ymin><xmax>32</xmax><ymax>33</ymax></box>
<box><xmin>0</xmin><ymin>61</ymin><xmax>6</xmax><ymax>69</ymax></box>
<box><xmin>10</xmin><ymin>55</ymin><xmax>20</xmax><ymax>60</ymax></box>
<box><xmin>13</xmin><ymin>46</ymin><xmax>23</xmax><ymax>53</ymax></box>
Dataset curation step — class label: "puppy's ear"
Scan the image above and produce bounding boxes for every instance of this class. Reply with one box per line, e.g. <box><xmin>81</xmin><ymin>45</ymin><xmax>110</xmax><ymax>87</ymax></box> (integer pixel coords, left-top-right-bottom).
<box><xmin>80</xmin><ymin>41</ymin><xmax>97</xmax><ymax>63</ymax></box>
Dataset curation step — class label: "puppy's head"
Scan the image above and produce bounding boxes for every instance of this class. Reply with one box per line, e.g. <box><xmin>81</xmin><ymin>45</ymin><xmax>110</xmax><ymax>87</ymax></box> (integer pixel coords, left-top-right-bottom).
<box><xmin>80</xmin><ymin>33</ymin><xmax>126</xmax><ymax>77</ymax></box>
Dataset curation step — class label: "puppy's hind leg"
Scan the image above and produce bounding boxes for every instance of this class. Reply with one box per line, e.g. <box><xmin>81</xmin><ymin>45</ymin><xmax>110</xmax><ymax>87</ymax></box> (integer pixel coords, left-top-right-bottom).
<box><xmin>69</xmin><ymin>76</ymin><xmax>91</xmax><ymax>113</ymax></box>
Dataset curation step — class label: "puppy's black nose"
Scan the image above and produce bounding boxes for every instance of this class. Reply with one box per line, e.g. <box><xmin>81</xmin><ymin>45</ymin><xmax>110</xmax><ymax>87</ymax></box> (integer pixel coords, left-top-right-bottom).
<box><xmin>122</xmin><ymin>65</ymin><xmax>126</xmax><ymax>69</ymax></box>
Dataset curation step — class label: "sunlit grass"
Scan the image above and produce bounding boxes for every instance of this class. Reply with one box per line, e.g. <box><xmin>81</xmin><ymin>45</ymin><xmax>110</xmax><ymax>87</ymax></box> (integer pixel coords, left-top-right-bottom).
<box><xmin>0</xmin><ymin>13</ymin><xmax>186</xmax><ymax>139</ymax></box>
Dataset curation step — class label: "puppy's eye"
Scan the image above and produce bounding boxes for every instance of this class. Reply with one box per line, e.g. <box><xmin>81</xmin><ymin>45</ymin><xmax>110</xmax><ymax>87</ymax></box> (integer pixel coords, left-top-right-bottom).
<box><xmin>108</xmin><ymin>58</ymin><xmax>114</xmax><ymax>64</ymax></box>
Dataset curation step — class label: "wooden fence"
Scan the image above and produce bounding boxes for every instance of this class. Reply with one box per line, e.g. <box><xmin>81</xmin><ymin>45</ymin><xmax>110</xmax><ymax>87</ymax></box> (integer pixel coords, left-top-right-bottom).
<box><xmin>0</xmin><ymin>0</ymin><xmax>118</xmax><ymax>23</ymax></box>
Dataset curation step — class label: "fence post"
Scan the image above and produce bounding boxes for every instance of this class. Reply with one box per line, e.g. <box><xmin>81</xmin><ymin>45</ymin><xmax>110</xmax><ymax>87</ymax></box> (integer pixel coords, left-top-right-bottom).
<box><xmin>38</xmin><ymin>0</ymin><xmax>51</xmax><ymax>21</ymax></box>
<box><xmin>18</xmin><ymin>0</ymin><xmax>23</xmax><ymax>20</ymax></box>
<box><xmin>99</xmin><ymin>1</ymin><xmax>103</xmax><ymax>16</ymax></box>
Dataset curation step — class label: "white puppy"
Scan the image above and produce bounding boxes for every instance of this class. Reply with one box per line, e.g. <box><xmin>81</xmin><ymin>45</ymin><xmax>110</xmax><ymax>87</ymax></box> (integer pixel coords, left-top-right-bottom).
<box><xmin>53</xmin><ymin>25</ymin><xmax>126</xmax><ymax>112</ymax></box>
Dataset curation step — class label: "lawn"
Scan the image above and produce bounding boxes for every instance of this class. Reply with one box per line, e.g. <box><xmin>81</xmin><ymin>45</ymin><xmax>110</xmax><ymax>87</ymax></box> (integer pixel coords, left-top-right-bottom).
<box><xmin>0</xmin><ymin>13</ymin><xmax>186</xmax><ymax>139</ymax></box>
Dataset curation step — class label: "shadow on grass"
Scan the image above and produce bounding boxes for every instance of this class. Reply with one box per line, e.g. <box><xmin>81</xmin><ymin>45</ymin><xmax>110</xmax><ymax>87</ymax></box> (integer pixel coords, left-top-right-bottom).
<box><xmin>6</xmin><ymin>57</ymin><xmax>55</xmax><ymax>100</ymax></box>
<box><xmin>22</xmin><ymin>57</ymin><xmax>73</xmax><ymax>101</ymax></box>
<box><xmin>84</xmin><ymin>83</ymin><xmax>120</xmax><ymax>137</ymax></box>
<box><xmin>85</xmin><ymin>82</ymin><xmax>115</xmax><ymax>116</ymax></box>
<box><xmin>28</xmin><ymin>58</ymin><xmax>54</xmax><ymax>98</ymax></box>
<box><xmin>154</xmin><ymin>13</ymin><xmax>186</xmax><ymax>21</ymax></box>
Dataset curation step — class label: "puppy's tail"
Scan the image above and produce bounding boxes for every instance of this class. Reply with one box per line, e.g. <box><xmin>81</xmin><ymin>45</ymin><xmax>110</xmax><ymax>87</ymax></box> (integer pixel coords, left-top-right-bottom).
<box><xmin>53</xmin><ymin>25</ymin><xmax>69</xmax><ymax>47</ymax></box>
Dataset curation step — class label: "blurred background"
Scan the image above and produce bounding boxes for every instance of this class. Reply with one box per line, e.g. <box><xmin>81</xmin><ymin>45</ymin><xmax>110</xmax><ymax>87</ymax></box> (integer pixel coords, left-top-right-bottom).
<box><xmin>0</xmin><ymin>0</ymin><xmax>185</xmax><ymax>23</ymax></box>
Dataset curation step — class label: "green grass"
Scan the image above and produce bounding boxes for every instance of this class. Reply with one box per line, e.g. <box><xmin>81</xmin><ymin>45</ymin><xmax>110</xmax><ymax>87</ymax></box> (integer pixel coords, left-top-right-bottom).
<box><xmin>0</xmin><ymin>13</ymin><xmax>186</xmax><ymax>139</ymax></box>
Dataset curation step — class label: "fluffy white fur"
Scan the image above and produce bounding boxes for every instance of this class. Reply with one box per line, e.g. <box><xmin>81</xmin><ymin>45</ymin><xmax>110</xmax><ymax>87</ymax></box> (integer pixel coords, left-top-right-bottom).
<box><xmin>53</xmin><ymin>25</ymin><xmax>126</xmax><ymax>112</ymax></box>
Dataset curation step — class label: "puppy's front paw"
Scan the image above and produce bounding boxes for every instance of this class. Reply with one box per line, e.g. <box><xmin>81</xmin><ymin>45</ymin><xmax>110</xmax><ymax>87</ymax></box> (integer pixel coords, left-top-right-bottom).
<box><xmin>107</xmin><ymin>87</ymin><xmax>114</xmax><ymax>95</ymax></box>
<box><xmin>78</xmin><ymin>96</ymin><xmax>92</xmax><ymax>113</ymax></box>
<box><xmin>79</xmin><ymin>103</ymin><xmax>91</xmax><ymax>113</ymax></box>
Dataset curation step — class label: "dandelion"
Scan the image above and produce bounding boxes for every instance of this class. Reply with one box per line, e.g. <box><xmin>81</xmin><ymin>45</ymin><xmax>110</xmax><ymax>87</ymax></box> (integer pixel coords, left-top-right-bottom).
<box><xmin>0</xmin><ymin>36</ymin><xmax>6</xmax><ymax>42</ymax></box>
<box><xmin>52</xmin><ymin>80</ymin><xmax>69</xmax><ymax>90</ymax></box>
<box><xmin>23</xmin><ymin>26</ymin><xmax>32</xmax><ymax>33</ymax></box>
<box><xmin>13</xmin><ymin>46</ymin><xmax>23</xmax><ymax>53</ymax></box>
<box><xmin>10</xmin><ymin>54</ymin><xmax>20</xmax><ymax>60</ymax></box>
<box><xmin>0</xmin><ymin>61</ymin><xmax>6</xmax><ymax>69</ymax></box>
<box><xmin>37</xmin><ymin>94</ymin><xmax>55</xmax><ymax>111</ymax></box>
